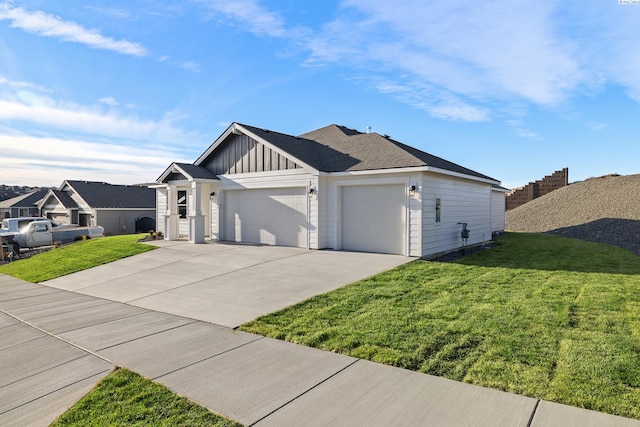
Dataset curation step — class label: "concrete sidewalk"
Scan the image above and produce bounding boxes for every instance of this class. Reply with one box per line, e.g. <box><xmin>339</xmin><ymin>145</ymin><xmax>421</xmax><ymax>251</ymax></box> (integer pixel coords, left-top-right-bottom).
<box><xmin>1</xmin><ymin>275</ymin><xmax>638</xmax><ymax>426</ymax></box>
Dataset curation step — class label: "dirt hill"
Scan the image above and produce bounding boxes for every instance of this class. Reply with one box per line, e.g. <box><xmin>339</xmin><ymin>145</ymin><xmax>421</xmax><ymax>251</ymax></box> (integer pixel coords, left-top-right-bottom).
<box><xmin>506</xmin><ymin>174</ymin><xmax>640</xmax><ymax>256</ymax></box>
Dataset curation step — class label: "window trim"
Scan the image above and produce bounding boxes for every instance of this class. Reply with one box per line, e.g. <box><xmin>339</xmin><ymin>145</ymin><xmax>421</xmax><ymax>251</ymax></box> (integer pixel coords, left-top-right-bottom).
<box><xmin>177</xmin><ymin>190</ymin><xmax>187</xmax><ymax>219</ymax></box>
<box><xmin>435</xmin><ymin>196</ymin><xmax>441</xmax><ymax>224</ymax></box>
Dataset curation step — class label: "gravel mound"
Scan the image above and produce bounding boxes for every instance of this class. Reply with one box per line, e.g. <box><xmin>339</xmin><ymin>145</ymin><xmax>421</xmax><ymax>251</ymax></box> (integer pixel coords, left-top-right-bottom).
<box><xmin>506</xmin><ymin>174</ymin><xmax>640</xmax><ymax>255</ymax></box>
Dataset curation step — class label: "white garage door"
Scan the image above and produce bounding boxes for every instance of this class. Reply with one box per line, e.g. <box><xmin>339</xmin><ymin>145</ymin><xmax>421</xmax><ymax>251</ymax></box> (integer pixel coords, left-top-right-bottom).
<box><xmin>341</xmin><ymin>184</ymin><xmax>406</xmax><ymax>255</ymax></box>
<box><xmin>223</xmin><ymin>188</ymin><xmax>308</xmax><ymax>248</ymax></box>
<box><xmin>47</xmin><ymin>213</ymin><xmax>68</xmax><ymax>224</ymax></box>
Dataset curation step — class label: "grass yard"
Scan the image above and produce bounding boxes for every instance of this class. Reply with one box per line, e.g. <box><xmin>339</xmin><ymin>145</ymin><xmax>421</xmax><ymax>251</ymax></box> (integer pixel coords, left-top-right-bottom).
<box><xmin>51</xmin><ymin>368</ymin><xmax>242</xmax><ymax>427</ymax></box>
<box><xmin>241</xmin><ymin>233</ymin><xmax>640</xmax><ymax>420</ymax></box>
<box><xmin>0</xmin><ymin>234</ymin><xmax>156</xmax><ymax>282</ymax></box>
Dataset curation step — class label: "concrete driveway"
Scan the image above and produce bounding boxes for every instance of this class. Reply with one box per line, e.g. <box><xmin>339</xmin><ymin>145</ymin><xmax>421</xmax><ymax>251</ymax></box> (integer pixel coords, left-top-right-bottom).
<box><xmin>43</xmin><ymin>241</ymin><xmax>411</xmax><ymax>328</ymax></box>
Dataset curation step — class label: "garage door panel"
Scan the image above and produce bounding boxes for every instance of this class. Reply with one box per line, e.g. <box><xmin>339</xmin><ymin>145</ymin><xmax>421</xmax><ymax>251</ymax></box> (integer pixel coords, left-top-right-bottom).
<box><xmin>223</xmin><ymin>188</ymin><xmax>307</xmax><ymax>248</ymax></box>
<box><xmin>341</xmin><ymin>184</ymin><xmax>405</xmax><ymax>255</ymax></box>
<box><xmin>47</xmin><ymin>213</ymin><xmax>68</xmax><ymax>224</ymax></box>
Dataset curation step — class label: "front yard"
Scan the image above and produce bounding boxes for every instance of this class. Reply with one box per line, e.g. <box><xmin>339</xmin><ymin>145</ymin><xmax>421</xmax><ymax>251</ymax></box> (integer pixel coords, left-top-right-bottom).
<box><xmin>241</xmin><ymin>233</ymin><xmax>640</xmax><ymax>420</ymax></box>
<box><xmin>0</xmin><ymin>234</ymin><xmax>156</xmax><ymax>282</ymax></box>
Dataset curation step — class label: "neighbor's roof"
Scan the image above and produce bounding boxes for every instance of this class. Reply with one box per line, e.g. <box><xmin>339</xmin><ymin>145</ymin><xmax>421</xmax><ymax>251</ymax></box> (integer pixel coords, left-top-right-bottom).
<box><xmin>64</xmin><ymin>181</ymin><xmax>156</xmax><ymax>209</ymax></box>
<box><xmin>0</xmin><ymin>189</ymin><xmax>48</xmax><ymax>209</ymax></box>
<box><xmin>240</xmin><ymin>123</ymin><xmax>498</xmax><ymax>182</ymax></box>
<box><xmin>48</xmin><ymin>189</ymin><xmax>79</xmax><ymax>209</ymax></box>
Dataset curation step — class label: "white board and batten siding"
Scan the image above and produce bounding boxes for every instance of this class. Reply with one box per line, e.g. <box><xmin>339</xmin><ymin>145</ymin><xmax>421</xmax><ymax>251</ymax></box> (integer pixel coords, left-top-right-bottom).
<box><xmin>422</xmin><ymin>174</ymin><xmax>492</xmax><ymax>257</ymax></box>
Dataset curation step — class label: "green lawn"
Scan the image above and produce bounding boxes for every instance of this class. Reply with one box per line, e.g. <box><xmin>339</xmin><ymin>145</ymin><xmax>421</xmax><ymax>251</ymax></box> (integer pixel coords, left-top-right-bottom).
<box><xmin>241</xmin><ymin>233</ymin><xmax>640</xmax><ymax>420</ymax></box>
<box><xmin>51</xmin><ymin>369</ymin><xmax>242</xmax><ymax>427</ymax></box>
<box><xmin>0</xmin><ymin>234</ymin><xmax>156</xmax><ymax>282</ymax></box>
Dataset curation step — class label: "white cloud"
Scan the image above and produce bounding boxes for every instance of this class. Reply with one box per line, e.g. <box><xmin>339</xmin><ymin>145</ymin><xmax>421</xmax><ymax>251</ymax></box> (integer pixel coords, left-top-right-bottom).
<box><xmin>193</xmin><ymin>0</ymin><xmax>585</xmax><ymax>121</ymax></box>
<box><xmin>192</xmin><ymin>0</ymin><xmax>640</xmax><ymax>124</ymax></box>
<box><xmin>0</xmin><ymin>76</ymin><xmax>205</xmax><ymax>186</ymax></box>
<box><xmin>0</xmin><ymin>91</ymin><xmax>201</xmax><ymax>146</ymax></box>
<box><xmin>0</xmin><ymin>134</ymin><xmax>190</xmax><ymax>186</ymax></box>
<box><xmin>0</xmin><ymin>2</ymin><xmax>148</xmax><ymax>56</ymax></box>
<box><xmin>196</xmin><ymin>0</ymin><xmax>286</xmax><ymax>37</ymax></box>
<box><xmin>178</xmin><ymin>61</ymin><xmax>201</xmax><ymax>72</ymax></box>
<box><xmin>99</xmin><ymin>97</ymin><xmax>118</xmax><ymax>107</ymax></box>
<box><xmin>507</xmin><ymin>119</ymin><xmax>543</xmax><ymax>141</ymax></box>
<box><xmin>309</xmin><ymin>1</ymin><xmax>582</xmax><ymax>117</ymax></box>
<box><xmin>586</xmin><ymin>122</ymin><xmax>608</xmax><ymax>131</ymax></box>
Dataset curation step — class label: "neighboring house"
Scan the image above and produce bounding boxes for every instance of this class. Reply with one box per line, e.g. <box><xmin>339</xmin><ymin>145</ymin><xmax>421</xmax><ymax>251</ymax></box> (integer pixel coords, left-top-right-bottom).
<box><xmin>38</xmin><ymin>181</ymin><xmax>156</xmax><ymax>235</ymax></box>
<box><xmin>155</xmin><ymin>123</ymin><xmax>506</xmax><ymax>257</ymax></box>
<box><xmin>0</xmin><ymin>189</ymin><xmax>48</xmax><ymax>220</ymax></box>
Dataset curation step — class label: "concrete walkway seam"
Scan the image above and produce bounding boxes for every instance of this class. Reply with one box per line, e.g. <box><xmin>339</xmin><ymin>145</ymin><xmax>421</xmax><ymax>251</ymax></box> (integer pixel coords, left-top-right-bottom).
<box><xmin>0</xmin><ymin>308</ymin><xmax>113</xmax><ymax>365</ymax></box>
<box><xmin>0</xmin><ymin>367</ymin><xmax>113</xmax><ymax>416</ymax></box>
<box><xmin>92</xmin><ymin>319</ymin><xmax>201</xmax><ymax>353</ymax></box>
<box><xmin>526</xmin><ymin>399</ymin><xmax>541</xmax><ymax>427</ymax></box>
<box><xmin>249</xmin><ymin>358</ymin><xmax>360</xmax><ymax>427</ymax></box>
<box><xmin>152</xmin><ymin>335</ymin><xmax>267</xmax><ymax>381</ymax></box>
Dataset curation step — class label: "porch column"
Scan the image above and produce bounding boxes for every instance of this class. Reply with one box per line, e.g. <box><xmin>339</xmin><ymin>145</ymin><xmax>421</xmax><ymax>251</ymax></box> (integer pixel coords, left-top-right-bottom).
<box><xmin>188</xmin><ymin>181</ymin><xmax>205</xmax><ymax>244</ymax></box>
<box><xmin>165</xmin><ymin>186</ymin><xmax>179</xmax><ymax>240</ymax></box>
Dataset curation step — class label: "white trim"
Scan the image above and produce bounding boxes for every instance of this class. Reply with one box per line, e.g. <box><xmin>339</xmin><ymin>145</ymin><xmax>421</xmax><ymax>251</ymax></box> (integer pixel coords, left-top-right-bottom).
<box><xmin>218</xmin><ymin>168</ymin><xmax>310</xmax><ymax>180</ymax></box>
<box><xmin>320</xmin><ymin>166</ymin><xmax>500</xmax><ymax>186</ymax></box>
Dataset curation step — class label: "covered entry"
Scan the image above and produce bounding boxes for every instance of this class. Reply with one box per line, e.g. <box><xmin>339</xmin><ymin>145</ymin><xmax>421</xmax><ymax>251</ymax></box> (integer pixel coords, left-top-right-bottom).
<box><xmin>223</xmin><ymin>187</ymin><xmax>308</xmax><ymax>247</ymax></box>
<box><xmin>340</xmin><ymin>184</ymin><xmax>406</xmax><ymax>255</ymax></box>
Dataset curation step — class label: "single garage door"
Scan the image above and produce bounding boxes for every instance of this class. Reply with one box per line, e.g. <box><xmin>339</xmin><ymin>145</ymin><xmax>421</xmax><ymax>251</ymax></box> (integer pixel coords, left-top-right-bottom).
<box><xmin>223</xmin><ymin>188</ymin><xmax>308</xmax><ymax>248</ymax></box>
<box><xmin>341</xmin><ymin>184</ymin><xmax>405</xmax><ymax>255</ymax></box>
<box><xmin>47</xmin><ymin>213</ymin><xmax>68</xmax><ymax>224</ymax></box>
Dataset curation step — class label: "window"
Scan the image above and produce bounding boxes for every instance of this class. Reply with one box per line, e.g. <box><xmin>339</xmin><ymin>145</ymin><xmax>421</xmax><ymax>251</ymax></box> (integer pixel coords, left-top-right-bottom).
<box><xmin>435</xmin><ymin>197</ymin><xmax>441</xmax><ymax>223</ymax></box>
<box><xmin>34</xmin><ymin>223</ymin><xmax>48</xmax><ymax>232</ymax></box>
<box><xmin>177</xmin><ymin>190</ymin><xmax>187</xmax><ymax>219</ymax></box>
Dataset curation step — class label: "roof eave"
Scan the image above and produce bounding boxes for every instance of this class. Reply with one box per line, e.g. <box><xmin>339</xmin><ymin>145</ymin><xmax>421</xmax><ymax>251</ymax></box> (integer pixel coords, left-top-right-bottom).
<box><xmin>319</xmin><ymin>166</ymin><xmax>501</xmax><ymax>185</ymax></box>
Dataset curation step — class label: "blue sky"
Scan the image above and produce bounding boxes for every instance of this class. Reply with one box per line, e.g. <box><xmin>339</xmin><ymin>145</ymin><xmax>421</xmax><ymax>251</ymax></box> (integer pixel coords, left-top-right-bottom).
<box><xmin>1</xmin><ymin>1</ymin><xmax>640</xmax><ymax>189</ymax></box>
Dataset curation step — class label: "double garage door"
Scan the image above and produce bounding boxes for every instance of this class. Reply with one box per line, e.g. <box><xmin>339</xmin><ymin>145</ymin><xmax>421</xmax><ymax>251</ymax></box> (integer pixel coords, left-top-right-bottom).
<box><xmin>341</xmin><ymin>184</ymin><xmax>406</xmax><ymax>255</ymax></box>
<box><xmin>223</xmin><ymin>188</ymin><xmax>308</xmax><ymax>248</ymax></box>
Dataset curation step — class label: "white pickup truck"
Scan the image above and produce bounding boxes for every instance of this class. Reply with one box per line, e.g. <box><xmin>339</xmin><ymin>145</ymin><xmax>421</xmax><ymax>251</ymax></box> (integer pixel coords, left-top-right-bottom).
<box><xmin>0</xmin><ymin>217</ymin><xmax>75</xmax><ymax>233</ymax></box>
<box><xmin>0</xmin><ymin>220</ymin><xmax>104</xmax><ymax>255</ymax></box>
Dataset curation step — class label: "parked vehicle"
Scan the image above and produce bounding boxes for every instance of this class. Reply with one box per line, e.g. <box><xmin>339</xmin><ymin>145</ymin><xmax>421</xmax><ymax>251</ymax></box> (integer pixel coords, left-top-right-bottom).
<box><xmin>1</xmin><ymin>220</ymin><xmax>104</xmax><ymax>255</ymax></box>
<box><xmin>0</xmin><ymin>217</ymin><xmax>75</xmax><ymax>233</ymax></box>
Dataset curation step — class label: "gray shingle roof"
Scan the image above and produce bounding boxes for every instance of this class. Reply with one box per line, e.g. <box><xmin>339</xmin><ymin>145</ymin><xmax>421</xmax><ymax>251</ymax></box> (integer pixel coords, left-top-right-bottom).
<box><xmin>65</xmin><ymin>181</ymin><xmax>155</xmax><ymax>209</ymax></box>
<box><xmin>301</xmin><ymin>124</ymin><xmax>497</xmax><ymax>181</ymax></box>
<box><xmin>50</xmin><ymin>189</ymin><xmax>78</xmax><ymax>208</ymax></box>
<box><xmin>174</xmin><ymin>163</ymin><xmax>219</xmax><ymax>180</ymax></box>
<box><xmin>241</xmin><ymin>123</ymin><xmax>497</xmax><ymax>181</ymax></box>
<box><xmin>0</xmin><ymin>189</ymin><xmax>48</xmax><ymax>208</ymax></box>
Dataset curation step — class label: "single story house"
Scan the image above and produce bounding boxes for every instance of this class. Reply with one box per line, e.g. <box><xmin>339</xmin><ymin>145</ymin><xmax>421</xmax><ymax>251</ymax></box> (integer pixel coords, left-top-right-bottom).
<box><xmin>0</xmin><ymin>189</ymin><xmax>48</xmax><ymax>220</ymax></box>
<box><xmin>155</xmin><ymin>123</ymin><xmax>506</xmax><ymax>257</ymax></box>
<box><xmin>38</xmin><ymin>180</ymin><xmax>156</xmax><ymax>235</ymax></box>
